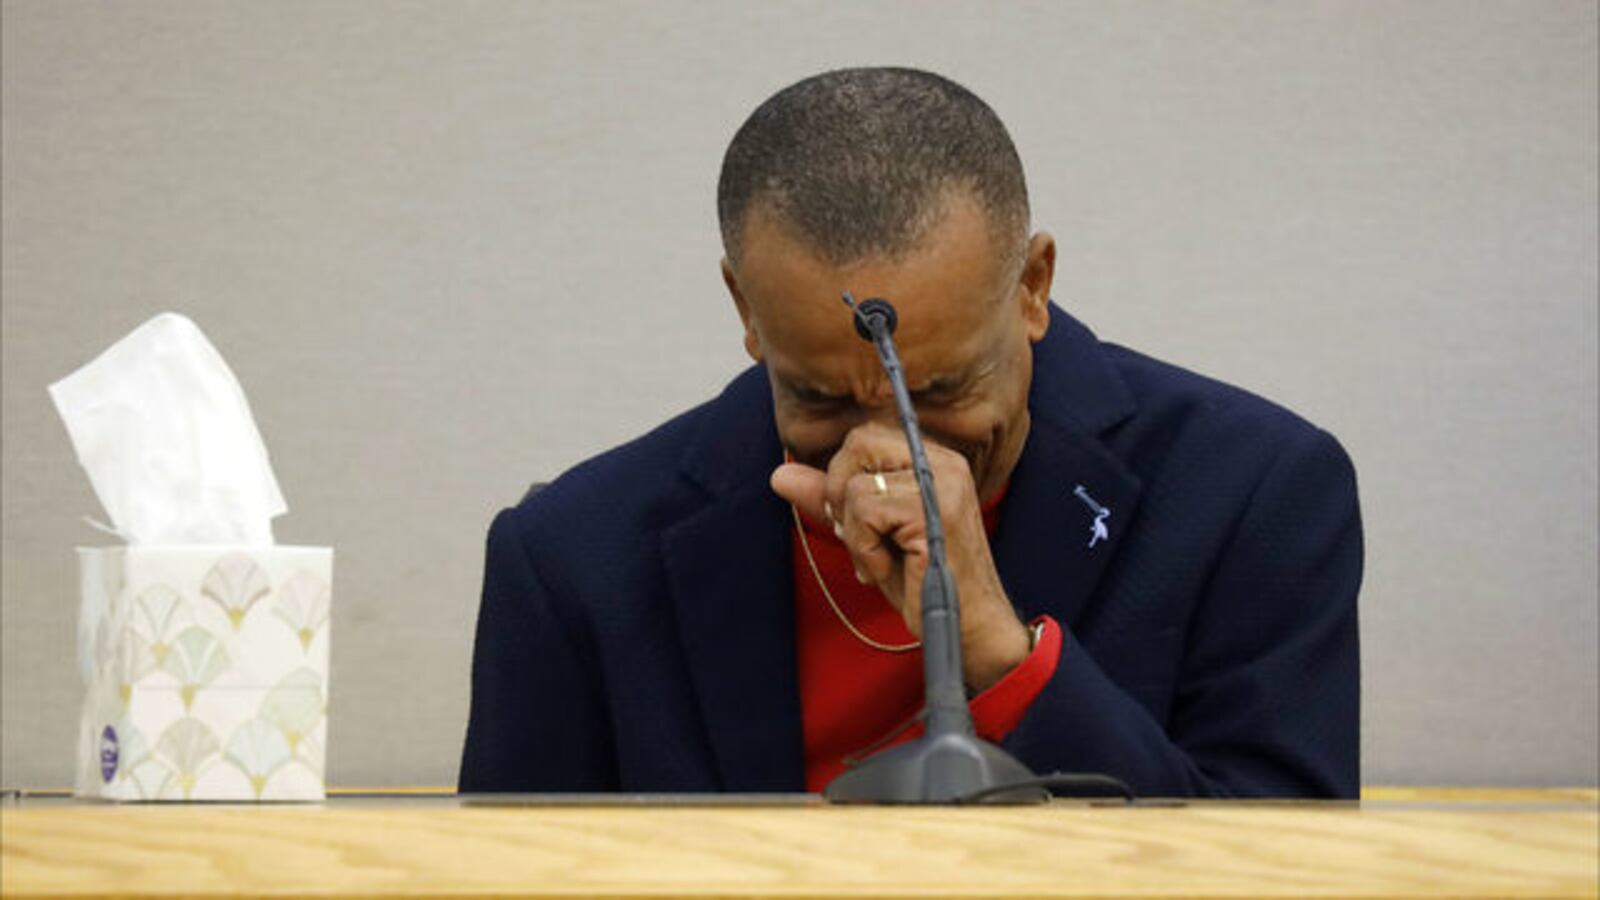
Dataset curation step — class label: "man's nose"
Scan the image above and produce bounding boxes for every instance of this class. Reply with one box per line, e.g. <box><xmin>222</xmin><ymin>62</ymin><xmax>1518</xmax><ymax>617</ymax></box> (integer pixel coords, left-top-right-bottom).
<box><xmin>854</xmin><ymin>380</ymin><xmax>897</xmax><ymax>422</ymax></box>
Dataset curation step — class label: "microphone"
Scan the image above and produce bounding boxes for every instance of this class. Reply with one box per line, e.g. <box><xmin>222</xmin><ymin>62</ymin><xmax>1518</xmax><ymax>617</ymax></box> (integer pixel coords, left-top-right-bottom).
<box><xmin>849</xmin><ymin>297</ymin><xmax>897</xmax><ymax>342</ymax></box>
<box><xmin>824</xmin><ymin>292</ymin><xmax>1046</xmax><ymax>805</ymax></box>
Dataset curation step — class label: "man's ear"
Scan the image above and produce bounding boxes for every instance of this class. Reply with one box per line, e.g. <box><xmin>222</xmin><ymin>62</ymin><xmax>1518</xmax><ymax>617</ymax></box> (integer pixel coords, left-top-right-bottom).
<box><xmin>721</xmin><ymin>257</ymin><xmax>764</xmax><ymax>361</ymax></box>
<box><xmin>1018</xmin><ymin>231</ymin><xmax>1056</xmax><ymax>343</ymax></box>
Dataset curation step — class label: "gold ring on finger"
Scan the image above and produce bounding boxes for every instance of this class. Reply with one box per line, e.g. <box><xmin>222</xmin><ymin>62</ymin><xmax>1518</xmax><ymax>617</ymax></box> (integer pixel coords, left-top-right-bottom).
<box><xmin>873</xmin><ymin>472</ymin><xmax>889</xmax><ymax>496</ymax></box>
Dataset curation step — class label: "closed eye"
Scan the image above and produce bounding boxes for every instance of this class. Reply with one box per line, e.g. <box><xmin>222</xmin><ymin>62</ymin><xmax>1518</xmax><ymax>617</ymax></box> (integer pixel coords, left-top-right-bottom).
<box><xmin>910</xmin><ymin>377</ymin><xmax>968</xmax><ymax>406</ymax></box>
<box><xmin>786</xmin><ymin>382</ymin><xmax>850</xmax><ymax>408</ymax></box>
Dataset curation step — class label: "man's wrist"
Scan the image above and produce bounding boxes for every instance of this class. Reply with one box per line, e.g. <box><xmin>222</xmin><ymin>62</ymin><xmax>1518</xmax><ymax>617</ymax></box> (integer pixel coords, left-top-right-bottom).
<box><xmin>963</xmin><ymin>613</ymin><xmax>1034</xmax><ymax>692</ymax></box>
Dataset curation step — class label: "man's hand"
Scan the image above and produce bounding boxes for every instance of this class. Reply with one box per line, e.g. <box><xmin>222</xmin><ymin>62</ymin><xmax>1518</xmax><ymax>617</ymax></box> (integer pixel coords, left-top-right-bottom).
<box><xmin>771</xmin><ymin>422</ymin><xmax>1032</xmax><ymax>691</ymax></box>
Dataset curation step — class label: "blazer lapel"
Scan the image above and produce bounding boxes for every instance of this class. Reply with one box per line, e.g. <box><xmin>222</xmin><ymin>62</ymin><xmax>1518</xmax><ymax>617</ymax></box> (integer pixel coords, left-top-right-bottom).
<box><xmin>993</xmin><ymin>306</ymin><xmax>1144</xmax><ymax>628</ymax></box>
<box><xmin>993</xmin><ymin>419</ymin><xmax>1142</xmax><ymax>629</ymax></box>
<box><xmin>661</xmin><ymin>368</ymin><xmax>804</xmax><ymax>791</ymax></box>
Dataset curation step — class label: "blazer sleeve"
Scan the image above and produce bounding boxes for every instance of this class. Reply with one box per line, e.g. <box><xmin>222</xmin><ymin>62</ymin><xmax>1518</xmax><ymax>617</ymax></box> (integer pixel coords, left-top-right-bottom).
<box><xmin>1002</xmin><ymin>426</ymin><xmax>1363</xmax><ymax>798</ymax></box>
<box><xmin>458</xmin><ymin>507</ymin><xmax>619</xmax><ymax>792</ymax></box>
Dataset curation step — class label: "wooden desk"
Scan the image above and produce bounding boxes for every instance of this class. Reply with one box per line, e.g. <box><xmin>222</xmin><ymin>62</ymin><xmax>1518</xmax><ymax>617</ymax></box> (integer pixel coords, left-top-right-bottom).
<box><xmin>2</xmin><ymin>788</ymin><xmax>1595</xmax><ymax>898</ymax></box>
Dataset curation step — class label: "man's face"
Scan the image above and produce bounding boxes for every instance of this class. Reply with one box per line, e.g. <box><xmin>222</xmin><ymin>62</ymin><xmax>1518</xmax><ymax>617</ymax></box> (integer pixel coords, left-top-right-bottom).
<box><xmin>722</xmin><ymin>193</ymin><xmax>1054</xmax><ymax>502</ymax></box>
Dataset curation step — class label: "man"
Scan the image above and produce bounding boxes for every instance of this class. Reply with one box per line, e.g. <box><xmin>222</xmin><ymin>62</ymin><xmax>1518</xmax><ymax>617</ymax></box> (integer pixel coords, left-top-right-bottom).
<box><xmin>460</xmin><ymin>68</ymin><xmax>1362</xmax><ymax>798</ymax></box>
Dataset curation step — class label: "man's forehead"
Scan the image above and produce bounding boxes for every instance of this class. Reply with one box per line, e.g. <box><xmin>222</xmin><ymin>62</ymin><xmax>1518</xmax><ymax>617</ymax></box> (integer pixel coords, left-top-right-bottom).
<box><xmin>739</xmin><ymin>205</ymin><xmax>1010</xmax><ymax>333</ymax></box>
<box><xmin>767</xmin><ymin>303</ymin><xmax>999</xmax><ymax>392</ymax></box>
<box><xmin>759</xmin><ymin>282</ymin><xmax>1003</xmax><ymax>378</ymax></box>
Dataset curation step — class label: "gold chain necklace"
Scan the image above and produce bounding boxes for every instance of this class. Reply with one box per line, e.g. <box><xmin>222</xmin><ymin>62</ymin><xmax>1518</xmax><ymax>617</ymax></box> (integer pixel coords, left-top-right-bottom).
<box><xmin>790</xmin><ymin>503</ymin><xmax>921</xmax><ymax>653</ymax></box>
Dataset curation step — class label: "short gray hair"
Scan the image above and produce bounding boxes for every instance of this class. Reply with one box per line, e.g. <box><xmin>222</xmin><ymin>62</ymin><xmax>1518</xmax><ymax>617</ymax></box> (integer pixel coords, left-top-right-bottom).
<box><xmin>717</xmin><ymin>67</ymin><xmax>1030</xmax><ymax>268</ymax></box>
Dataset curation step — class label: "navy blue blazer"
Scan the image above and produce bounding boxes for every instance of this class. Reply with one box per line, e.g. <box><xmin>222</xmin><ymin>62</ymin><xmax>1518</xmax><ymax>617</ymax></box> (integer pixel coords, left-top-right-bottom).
<box><xmin>460</xmin><ymin>306</ymin><xmax>1362</xmax><ymax>798</ymax></box>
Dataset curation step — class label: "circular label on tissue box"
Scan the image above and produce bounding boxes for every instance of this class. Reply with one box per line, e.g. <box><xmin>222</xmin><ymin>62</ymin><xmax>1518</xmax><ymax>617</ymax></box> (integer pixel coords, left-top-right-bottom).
<box><xmin>100</xmin><ymin>725</ymin><xmax>119</xmax><ymax>783</ymax></box>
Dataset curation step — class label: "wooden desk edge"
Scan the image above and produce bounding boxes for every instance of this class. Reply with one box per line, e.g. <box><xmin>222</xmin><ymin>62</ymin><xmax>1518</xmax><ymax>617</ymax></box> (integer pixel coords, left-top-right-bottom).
<box><xmin>9</xmin><ymin>785</ymin><xmax>1597</xmax><ymax>803</ymax></box>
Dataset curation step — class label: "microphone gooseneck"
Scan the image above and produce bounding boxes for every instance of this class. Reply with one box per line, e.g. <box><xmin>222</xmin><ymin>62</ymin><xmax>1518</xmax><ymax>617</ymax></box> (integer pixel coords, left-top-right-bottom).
<box><xmin>825</xmin><ymin>291</ymin><xmax>1046</xmax><ymax>805</ymax></box>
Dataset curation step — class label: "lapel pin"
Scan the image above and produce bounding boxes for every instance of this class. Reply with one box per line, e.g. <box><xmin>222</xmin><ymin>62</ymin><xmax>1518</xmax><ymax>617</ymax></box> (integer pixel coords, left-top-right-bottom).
<box><xmin>1072</xmin><ymin>485</ymin><xmax>1111</xmax><ymax>549</ymax></box>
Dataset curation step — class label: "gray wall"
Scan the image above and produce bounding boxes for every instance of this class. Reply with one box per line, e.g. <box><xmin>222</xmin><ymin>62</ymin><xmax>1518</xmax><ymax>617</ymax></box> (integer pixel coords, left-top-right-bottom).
<box><xmin>3</xmin><ymin>0</ymin><xmax>1595</xmax><ymax>788</ymax></box>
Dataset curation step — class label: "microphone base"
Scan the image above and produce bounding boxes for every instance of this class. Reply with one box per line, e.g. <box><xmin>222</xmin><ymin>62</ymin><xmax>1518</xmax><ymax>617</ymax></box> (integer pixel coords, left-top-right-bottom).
<box><xmin>822</xmin><ymin>731</ymin><xmax>1048</xmax><ymax>805</ymax></box>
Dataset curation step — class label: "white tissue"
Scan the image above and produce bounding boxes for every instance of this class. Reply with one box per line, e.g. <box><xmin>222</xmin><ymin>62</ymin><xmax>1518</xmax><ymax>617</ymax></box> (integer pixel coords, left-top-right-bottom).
<box><xmin>49</xmin><ymin>313</ymin><xmax>287</xmax><ymax>545</ymax></box>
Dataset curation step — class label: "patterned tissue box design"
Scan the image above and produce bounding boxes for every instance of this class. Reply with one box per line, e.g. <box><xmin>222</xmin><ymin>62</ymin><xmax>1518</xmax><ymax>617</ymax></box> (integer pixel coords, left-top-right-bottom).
<box><xmin>75</xmin><ymin>546</ymin><xmax>334</xmax><ymax>801</ymax></box>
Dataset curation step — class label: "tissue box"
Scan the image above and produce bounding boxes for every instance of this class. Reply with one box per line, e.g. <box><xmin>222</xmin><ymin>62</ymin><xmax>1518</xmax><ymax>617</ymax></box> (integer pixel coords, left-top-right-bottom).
<box><xmin>74</xmin><ymin>546</ymin><xmax>333</xmax><ymax>801</ymax></box>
